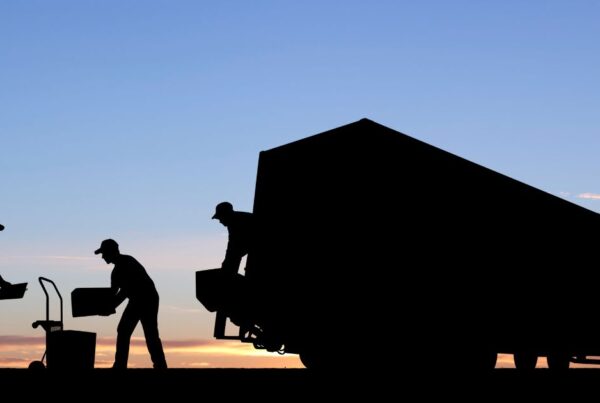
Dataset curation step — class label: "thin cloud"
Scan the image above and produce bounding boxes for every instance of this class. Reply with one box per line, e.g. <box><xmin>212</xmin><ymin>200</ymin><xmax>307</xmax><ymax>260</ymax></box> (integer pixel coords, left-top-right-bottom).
<box><xmin>165</xmin><ymin>305</ymin><xmax>206</xmax><ymax>314</ymax></box>
<box><xmin>186</xmin><ymin>362</ymin><xmax>211</xmax><ymax>367</ymax></box>
<box><xmin>162</xmin><ymin>339</ymin><xmax>218</xmax><ymax>348</ymax></box>
<box><xmin>0</xmin><ymin>357</ymin><xmax>30</xmax><ymax>363</ymax></box>
<box><xmin>578</xmin><ymin>193</ymin><xmax>600</xmax><ymax>200</ymax></box>
<box><xmin>0</xmin><ymin>335</ymin><xmax>217</xmax><ymax>349</ymax></box>
<box><xmin>2</xmin><ymin>255</ymin><xmax>95</xmax><ymax>261</ymax></box>
<box><xmin>96</xmin><ymin>337</ymin><xmax>279</xmax><ymax>356</ymax></box>
<box><xmin>0</xmin><ymin>336</ymin><xmax>45</xmax><ymax>346</ymax></box>
<box><xmin>44</xmin><ymin>255</ymin><xmax>96</xmax><ymax>261</ymax></box>
<box><xmin>94</xmin><ymin>337</ymin><xmax>221</xmax><ymax>348</ymax></box>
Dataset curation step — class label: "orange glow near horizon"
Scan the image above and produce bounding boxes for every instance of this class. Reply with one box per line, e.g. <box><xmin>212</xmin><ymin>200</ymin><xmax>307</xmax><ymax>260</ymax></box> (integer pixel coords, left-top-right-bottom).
<box><xmin>4</xmin><ymin>336</ymin><xmax>599</xmax><ymax>369</ymax></box>
<box><xmin>0</xmin><ymin>336</ymin><xmax>304</xmax><ymax>369</ymax></box>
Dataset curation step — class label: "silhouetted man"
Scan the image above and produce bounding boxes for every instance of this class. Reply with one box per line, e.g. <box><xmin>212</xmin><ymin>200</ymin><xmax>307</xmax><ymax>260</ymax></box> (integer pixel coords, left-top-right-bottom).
<box><xmin>0</xmin><ymin>226</ymin><xmax>9</xmax><ymax>288</ymax></box>
<box><xmin>212</xmin><ymin>201</ymin><xmax>255</xmax><ymax>275</ymax></box>
<box><xmin>211</xmin><ymin>202</ymin><xmax>256</xmax><ymax>338</ymax></box>
<box><xmin>94</xmin><ymin>239</ymin><xmax>168</xmax><ymax>369</ymax></box>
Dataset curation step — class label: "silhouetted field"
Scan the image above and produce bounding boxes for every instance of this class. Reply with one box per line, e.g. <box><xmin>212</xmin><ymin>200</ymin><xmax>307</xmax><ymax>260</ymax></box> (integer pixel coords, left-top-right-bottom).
<box><xmin>3</xmin><ymin>368</ymin><xmax>600</xmax><ymax>399</ymax></box>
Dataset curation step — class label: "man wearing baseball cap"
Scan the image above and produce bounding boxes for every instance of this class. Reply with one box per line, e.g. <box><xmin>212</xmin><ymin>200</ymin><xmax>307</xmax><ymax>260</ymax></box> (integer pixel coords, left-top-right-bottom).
<box><xmin>0</xmin><ymin>224</ymin><xmax>11</xmax><ymax>288</ymax></box>
<box><xmin>211</xmin><ymin>202</ymin><xmax>256</xmax><ymax>338</ymax></box>
<box><xmin>212</xmin><ymin>201</ymin><xmax>255</xmax><ymax>275</ymax></box>
<box><xmin>94</xmin><ymin>238</ymin><xmax>168</xmax><ymax>369</ymax></box>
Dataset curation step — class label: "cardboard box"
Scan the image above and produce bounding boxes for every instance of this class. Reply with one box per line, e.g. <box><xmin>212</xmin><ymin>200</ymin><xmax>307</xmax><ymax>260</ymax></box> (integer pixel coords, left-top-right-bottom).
<box><xmin>0</xmin><ymin>283</ymin><xmax>27</xmax><ymax>300</ymax></box>
<box><xmin>71</xmin><ymin>288</ymin><xmax>116</xmax><ymax>317</ymax></box>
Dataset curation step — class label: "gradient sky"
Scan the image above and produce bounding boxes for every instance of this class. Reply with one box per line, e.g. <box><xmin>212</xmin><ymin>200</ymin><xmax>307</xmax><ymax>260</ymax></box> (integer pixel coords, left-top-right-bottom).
<box><xmin>1</xmin><ymin>1</ymin><xmax>599</xmax><ymax>368</ymax></box>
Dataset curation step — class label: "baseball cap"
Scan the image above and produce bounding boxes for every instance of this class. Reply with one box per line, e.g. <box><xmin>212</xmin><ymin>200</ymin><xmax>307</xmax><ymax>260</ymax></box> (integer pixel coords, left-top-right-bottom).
<box><xmin>212</xmin><ymin>201</ymin><xmax>233</xmax><ymax>219</ymax></box>
<box><xmin>94</xmin><ymin>239</ymin><xmax>119</xmax><ymax>255</ymax></box>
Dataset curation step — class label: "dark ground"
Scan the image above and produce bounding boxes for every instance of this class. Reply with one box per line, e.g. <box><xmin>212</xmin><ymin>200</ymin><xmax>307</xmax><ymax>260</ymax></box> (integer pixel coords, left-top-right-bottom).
<box><xmin>3</xmin><ymin>369</ymin><xmax>600</xmax><ymax>399</ymax></box>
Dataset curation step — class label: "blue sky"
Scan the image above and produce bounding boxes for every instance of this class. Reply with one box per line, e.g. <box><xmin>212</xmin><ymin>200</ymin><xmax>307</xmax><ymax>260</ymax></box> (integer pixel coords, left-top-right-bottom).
<box><xmin>1</xmin><ymin>0</ymin><xmax>599</xmax><ymax>367</ymax></box>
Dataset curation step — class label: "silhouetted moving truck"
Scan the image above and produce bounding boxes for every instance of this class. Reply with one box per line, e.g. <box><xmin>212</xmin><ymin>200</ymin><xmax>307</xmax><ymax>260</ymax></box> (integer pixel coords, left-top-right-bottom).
<box><xmin>196</xmin><ymin>118</ymin><xmax>600</xmax><ymax>370</ymax></box>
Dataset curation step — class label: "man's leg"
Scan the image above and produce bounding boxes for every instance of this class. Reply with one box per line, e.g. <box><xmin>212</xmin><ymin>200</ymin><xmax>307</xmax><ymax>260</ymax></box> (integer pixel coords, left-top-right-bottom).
<box><xmin>214</xmin><ymin>311</ymin><xmax>227</xmax><ymax>338</ymax></box>
<box><xmin>115</xmin><ymin>303</ymin><xmax>139</xmax><ymax>368</ymax></box>
<box><xmin>140</xmin><ymin>299</ymin><xmax>167</xmax><ymax>369</ymax></box>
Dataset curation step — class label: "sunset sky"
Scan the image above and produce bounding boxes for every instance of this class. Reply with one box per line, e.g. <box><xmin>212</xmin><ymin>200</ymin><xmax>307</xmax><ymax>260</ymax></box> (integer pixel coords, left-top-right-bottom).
<box><xmin>1</xmin><ymin>1</ymin><xmax>600</xmax><ymax>368</ymax></box>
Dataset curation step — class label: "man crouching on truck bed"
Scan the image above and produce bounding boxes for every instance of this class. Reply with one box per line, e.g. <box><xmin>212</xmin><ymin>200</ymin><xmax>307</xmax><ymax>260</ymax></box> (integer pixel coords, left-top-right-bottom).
<box><xmin>211</xmin><ymin>202</ymin><xmax>256</xmax><ymax>338</ymax></box>
<box><xmin>0</xmin><ymin>225</ymin><xmax>11</xmax><ymax>289</ymax></box>
<box><xmin>212</xmin><ymin>201</ymin><xmax>255</xmax><ymax>276</ymax></box>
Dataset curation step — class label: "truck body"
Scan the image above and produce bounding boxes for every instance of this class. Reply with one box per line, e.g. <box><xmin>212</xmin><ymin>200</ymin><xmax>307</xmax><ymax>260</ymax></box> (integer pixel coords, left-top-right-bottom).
<box><xmin>197</xmin><ymin>118</ymin><xmax>600</xmax><ymax>369</ymax></box>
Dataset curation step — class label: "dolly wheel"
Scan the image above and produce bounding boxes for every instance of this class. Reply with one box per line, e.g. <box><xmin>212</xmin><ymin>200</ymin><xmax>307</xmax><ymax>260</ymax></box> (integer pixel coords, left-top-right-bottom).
<box><xmin>28</xmin><ymin>361</ymin><xmax>45</xmax><ymax>370</ymax></box>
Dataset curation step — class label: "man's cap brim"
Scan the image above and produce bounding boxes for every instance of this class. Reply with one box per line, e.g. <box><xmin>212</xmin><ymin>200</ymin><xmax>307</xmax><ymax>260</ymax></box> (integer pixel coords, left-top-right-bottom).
<box><xmin>94</xmin><ymin>248</ymin><xmax>102</xmax><ymax>255</ymax></box>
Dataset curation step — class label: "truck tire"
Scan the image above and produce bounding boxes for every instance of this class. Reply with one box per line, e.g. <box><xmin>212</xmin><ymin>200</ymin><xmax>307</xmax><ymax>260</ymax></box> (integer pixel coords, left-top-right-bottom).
<box><xmin>478</xmin><ymin>350</ymin><xmax>497</xmax><ymax>370</ymax></box>
<box><xmin>456</xmin><ymin>350</ymin><xmax>497</xmax><ymax>371</ymax></box>
<box><xmin>514</xmin><ymin>352</ymin><xmax>537</xmax><ymax>370</ymax></box>
<box><xmin>28</xmin><ymin>360</ymin><xmax>45</xmax><ymax>370</ymax></box>
<box><xmin>547</xmin><ymin>352</ymin><xmax>570</xmax><ymax>370</ymax></box>
<box><xmin>299</xmin><ymin>349</ymin><xmax>322</xmax><ymax>369</ymax></box>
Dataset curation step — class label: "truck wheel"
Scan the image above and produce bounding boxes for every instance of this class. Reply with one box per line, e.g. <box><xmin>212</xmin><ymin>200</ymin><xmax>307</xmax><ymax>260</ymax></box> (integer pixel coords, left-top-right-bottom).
<box><xmin>28</xmin><ymin>361</ymin><xmax>45</xmax><ymax>370</ymax></box>
<box><xmin>547</xmin><ymin>352</ymin><xmax>570</xmax><ymax>370</ymax></box>
<box><xmin>299</xmin><ymin>350</ymin><xmax>323</xmax><ymax>369</ymax></box>
<box><xmin>481</xmin><ymin>351</ymin><xmax>497</xmax><ymax>370</ymax></box>
<box><xmin>459</xmin><ymin>350</ymin><xmax>497</xmax><ymax>370</ymax></box>
<box><xmin>514</xmin><ymin>352</ymin><xmax>537</xmax><ymax>370</ymax></box>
